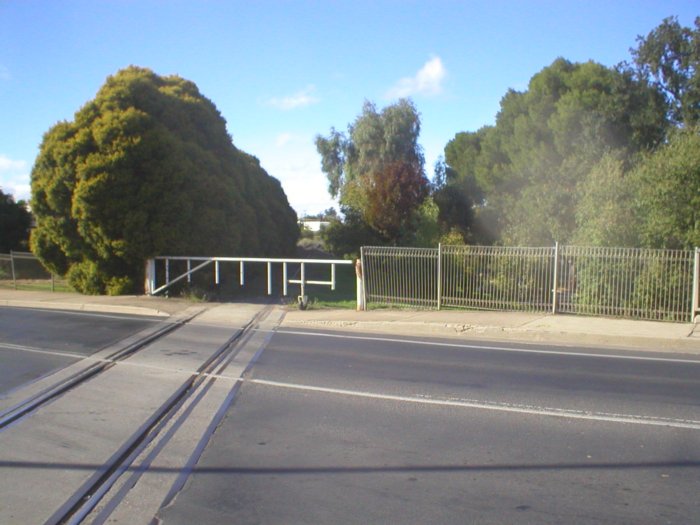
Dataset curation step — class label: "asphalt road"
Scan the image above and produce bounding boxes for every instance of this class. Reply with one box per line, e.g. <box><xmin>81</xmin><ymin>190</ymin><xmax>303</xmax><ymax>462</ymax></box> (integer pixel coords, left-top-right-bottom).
<box><xmin>160</xmin><ymin>327</ymin><xmax>700</xmax><ymax>525</ymax></box>
<box><xmin>0</xmin><ymin>306</ymin><xmax>161</xmax><ymax>395</ymax></box>
<box><xmin>2</xmin><ymin>307</ymin><xmax>699</xmax><ymax>523</ymax></box>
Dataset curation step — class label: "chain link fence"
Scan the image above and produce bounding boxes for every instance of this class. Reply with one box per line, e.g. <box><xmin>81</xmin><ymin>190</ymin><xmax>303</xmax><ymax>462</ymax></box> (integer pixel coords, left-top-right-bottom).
<box><xmin>0</xmin><ymin>252</ymin><xmax>70</xmax><ymax>292</ymax></box>
<box><xmin>361</xmin><ymin>245</ymin><xmax>700</xmax><ymax>322</ymax></box>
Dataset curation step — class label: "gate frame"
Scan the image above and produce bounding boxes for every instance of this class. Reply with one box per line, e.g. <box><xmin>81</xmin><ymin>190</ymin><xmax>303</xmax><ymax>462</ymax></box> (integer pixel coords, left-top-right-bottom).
<box><xmin>145</xmin><ymin>256</ymin><xmax>354</xmax><ymax>308</ymax></box>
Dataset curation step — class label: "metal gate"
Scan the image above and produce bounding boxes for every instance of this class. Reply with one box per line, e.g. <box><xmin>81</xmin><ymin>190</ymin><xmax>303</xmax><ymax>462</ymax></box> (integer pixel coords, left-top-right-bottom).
<box><xmin>145</xmin><ymin>256</ymin><xmax>354</xmax><ymax>308</ymax></box>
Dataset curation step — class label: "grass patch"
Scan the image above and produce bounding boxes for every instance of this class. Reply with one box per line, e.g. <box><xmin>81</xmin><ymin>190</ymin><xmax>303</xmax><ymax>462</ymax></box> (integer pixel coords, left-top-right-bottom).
<box><xmin>0</xmin><ymin>279</ymin><xmax>74</xmax><ymax>293</ymax></box>
<box><xmin>284</xmin><ymin>263</ymin><xmax>357</xmax><ymax>310</ymax></box>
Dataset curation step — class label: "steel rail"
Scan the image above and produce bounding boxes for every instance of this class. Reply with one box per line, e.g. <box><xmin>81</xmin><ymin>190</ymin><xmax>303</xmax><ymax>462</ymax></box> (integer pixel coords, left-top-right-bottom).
<box><xmin>48</xmin><ymin>305</ymin><xmax>273</xmax><ymax>525</ymax></box>
<box><xmin>0</xmin><ymin>310</ymin><xmax>203</xmax><ymax>431</ymax></box>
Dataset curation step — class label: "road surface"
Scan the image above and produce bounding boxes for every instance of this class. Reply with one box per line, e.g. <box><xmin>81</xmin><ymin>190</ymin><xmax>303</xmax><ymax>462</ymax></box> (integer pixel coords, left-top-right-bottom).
<box><xmin>160</xmin><ymin>326</ymin><xmax>700</xmax><ymax>524</ymax></box>
<box><xmin>0</xmin><ymin>306</ymin><xmax>161</xmax><ymax>395</ymax></box>
<box><xmin>1</xmin><ymin>306</ymin><xmax>699</xmax><ymax>524</ymax></box>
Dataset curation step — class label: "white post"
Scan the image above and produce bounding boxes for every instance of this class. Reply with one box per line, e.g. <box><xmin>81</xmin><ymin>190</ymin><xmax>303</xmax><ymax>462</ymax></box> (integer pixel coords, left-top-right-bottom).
<box><xmin>215</xmin><ymin>260</ymin><xmax>220</xmax><ymax>285</ymax></box>
<box><xmin>692</xmin><ymin>247</ymin><xmax>699</xmax><ymax>322</ymax></box>
<box><xmin>552</xmin><ymin>242</ymin><xmax>560</xmax><ymax>314</ymax></box>
<box><xmin>300</xmin><ymin>262</ymin><xmax>306</xmax><ymax>299</ymax></box>
<box><xmin>356</xmin><ymin>253</ymin><xmax>366</xmax><ymax>311</ymax></box>
<box><xmin>165</xmin><ymin>259</ymin><xmax>170</xmax><ymax>286</ymax></box>
<box><xmin>240</xmin><ymin>261</ymin><xmax>245</xmax><ymax>286</ymax></box>
<box><xmin>283</xmin><ymin>262</ymin><xmax>288</xmax><ymax>296</ymax></box>
<box><xmin>144</xmin><ymin>259</ymin><xmax>156</xmax><ymax>295</ymax></box>
<box><xmin>437</xmin><ymin>243</ymin><xmax>442</xmax><ymax>311</ymax></box>
<box><xmin>267</xmin><ymin>262</ymin><xmax>272</xmax><ymax>295</ymax></box>
<box><xmin>331</xmin><ymin>263</ymin><xmax>336</xmax><ymax>291</ymax></box>
<box><xmin>187</xmin><ymin>259</ymin><xmax>191</xmax><ymax>284</ymax></box>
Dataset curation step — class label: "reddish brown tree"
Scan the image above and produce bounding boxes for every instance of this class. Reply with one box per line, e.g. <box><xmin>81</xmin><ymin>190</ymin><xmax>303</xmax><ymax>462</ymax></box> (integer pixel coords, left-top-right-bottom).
<box><xmin>364</xmin><ymin>160</ymin><xmax>429</xmax><ymax>242</ymax></box>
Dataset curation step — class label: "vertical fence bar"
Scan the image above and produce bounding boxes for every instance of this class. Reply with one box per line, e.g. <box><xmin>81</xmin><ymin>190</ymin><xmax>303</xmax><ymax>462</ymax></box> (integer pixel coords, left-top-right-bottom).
<box><xmin>240</xmin><ymin>261</ymin><xmax>245</xmax><ymax>286</ymax></box>
<box><xmin>551</xmin><ymin>242</ymin><xmax>559</xmax><ymax>314</ymax></box>
<box><xmin>331</xmin><ymin>263</ymin><xmax>336</xmax><ymax>291</ymax></box>
<box><xmin>358</xmin><ymin>246</ymin><xmax>368</xmax><ymax>310</ymax></box>
<box><xmin>165</xmin><ymin>259</ymin><xmax>170</xmax><ymax>286</ymax></box>
<box><xmin>215</xmin><ymin>260</ymin><xmax>220</xmax><ymax>285</ymax></box>
<box><xmin>437</xmin><ymin>243</ymin><xmax>442</xmax><ymax>310</ymax></box>
<box><xmin>300</xmin><ymin>262</ymin><xmax>306</xmax><ymax>299</ymax></box>
<box><xmin>187</xmin><ymin>260</ymin><xmax>191</xmax><ymax>284</ymax></box>
<box><xmin>283</xmin><ymin>262</ymin><xmax>288</xmax><ymax>296</ymax></box>
<box><xmin>267</xmin><ymin>262</ymin><xmax>272</xmax><ymax>295</ymax></box>
<box><xmin>693</xmin><ymin>248</ymin><xmax>699</xmax><ymax>322</ymax></box>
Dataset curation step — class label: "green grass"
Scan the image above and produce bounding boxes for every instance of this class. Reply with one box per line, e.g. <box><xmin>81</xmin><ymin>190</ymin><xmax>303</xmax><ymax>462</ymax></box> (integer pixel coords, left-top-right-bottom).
<box><xmin>283</xmin><ymin>263</ymin><xmax>358</xmax><ymax>310</ymax></box>
<box><xmin>0</xmin><ymin>279</ymin><xmax>74</xmax><ymax>293</ymax></box>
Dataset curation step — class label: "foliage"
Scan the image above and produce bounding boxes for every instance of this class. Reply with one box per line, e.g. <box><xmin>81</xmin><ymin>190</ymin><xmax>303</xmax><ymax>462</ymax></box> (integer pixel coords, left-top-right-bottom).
<box><xmin>573</xmin><ymin>153</ymin><xmax>640</xmax><ymax>247</ymax></box>
<box><xmin>412</xmin><ymin>197</ymin><xmax>441</xmax><ymax>247</ymax></box>
<box><xmin>630</xmin><ymin>16</ymin><xmax>700</xmax><ymax>127</ymax></box>
<box><xmin>0</xmin><ymin>189</ymin><xmax>32</xmax><ymax>252</ymax></box>
<box><xmin>632</xmin><ymin>127</ymin><xmax>700</xmax><ymax>249</ymax></box>
<box><xmin>364</xmin><ymin>160</ymin><xmax>429</xmax><ymax>241</ymax></box>
<box><xmin>302</xmin><ymin>207</ymin><xmax>338</xmax><ymax>221</ymax></box>
<box><xmin>320</xmin><ymin>208</ymin><xmax>384</xmax><ymax>259</ymax></box>
<box><xmin>444</xmin><ymin>58</ymin><xmax>668</xmax><ymax>245</ymax></box>
<box><xmin>30</xmin><ymin>66</ymin><xmax>298</xmax><ymax>294</ymax></box>
<box><xmin>315</xmin><ymin>99</ymin><xmax>429</xmax><ymax>244</ymax></box>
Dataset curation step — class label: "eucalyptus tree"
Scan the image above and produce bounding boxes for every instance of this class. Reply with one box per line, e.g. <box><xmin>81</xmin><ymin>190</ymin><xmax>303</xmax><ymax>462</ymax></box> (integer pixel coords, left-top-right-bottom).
<box><xmin>631</xmin><ymin>16</ymin><xmax>700</xmax><ymax>127</ymax></box>
<box><xmin>315</xmin><ymin>99</ymin><xmax>429</xmax><ymax>244</ymax></box>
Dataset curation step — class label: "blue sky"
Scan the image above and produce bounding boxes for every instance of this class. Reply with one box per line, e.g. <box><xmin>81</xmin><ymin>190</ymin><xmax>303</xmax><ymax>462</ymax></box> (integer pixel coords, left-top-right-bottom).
<box><xmin>1</xmin><ymin>1</ymin><xmax>697</xmax><ymax>217</ymax></box>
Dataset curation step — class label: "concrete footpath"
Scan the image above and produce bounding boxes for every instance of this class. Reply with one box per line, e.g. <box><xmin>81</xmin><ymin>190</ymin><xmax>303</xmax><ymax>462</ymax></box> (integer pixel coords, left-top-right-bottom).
<box><xmin>1</xmin><ymin>289</ymin><xmax>698</xmax><ymax>354</ymax></box>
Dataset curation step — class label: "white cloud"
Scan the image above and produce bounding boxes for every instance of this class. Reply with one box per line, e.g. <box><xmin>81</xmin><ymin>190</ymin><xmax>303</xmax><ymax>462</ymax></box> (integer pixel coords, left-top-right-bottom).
<box><xmin>0</xmin><ymin>155</ymin><xmax>31</xmax><ymax>201</ymax></box>
<box><xmin>266</xmin><ymin>85</ymin><xmax>319</xmax><ymax>110</ymax></box>
<box><xmin>251</xmin><ymin>136</ymin><xmax>336</xmax><ymax>216</ymax></box>
<box><xmin>0</xmin><ymin>155</ymin><xmax>27</xmax><ymax>172</ymax></box>
<box><xmin>275</xmin><ymin>132</ymin><xmax>295</xmax><ymax>147</ymax></box>
<box><xmin>386</xmin><ymin>56</ymin><xmax>447</xmax><ymax>99</ymax></box>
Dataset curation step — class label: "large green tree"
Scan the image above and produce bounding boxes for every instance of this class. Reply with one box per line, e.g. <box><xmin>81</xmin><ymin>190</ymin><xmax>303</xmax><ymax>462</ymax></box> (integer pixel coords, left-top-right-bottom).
<box><xmin>444</xmin><ymin>58</ymin><xmax>667</xmax><ymax>245</ymax></box>
<box><xmin>0</xmin><ymin>189</ymin><xmax>31</xmax><ymax>252</ymax></box>
<box><xmin>631</xmin><ymin>16</ymin><xmax>700</xmax><ymax>127</ymax></box>
<box><xmin>315</xmin><ymin>99</ymin><xmax>429</xmax><ymax>244</ymax></box>
<box><xmin>31</xmin><ymin>66</ymin><xmax>298</xmax><ymax>294</ymax></box>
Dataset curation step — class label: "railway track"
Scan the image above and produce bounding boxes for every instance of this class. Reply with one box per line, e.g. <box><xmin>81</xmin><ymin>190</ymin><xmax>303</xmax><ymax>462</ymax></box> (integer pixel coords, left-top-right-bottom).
<box><xmin>0</xmin><ymin>309</ymin><xmax>204</xmax><ymax>431</ymax></box>
<box><xmin>50</xmin><ymin>305</ymin><xmax>275</xmax><ymax>525</ymax></box>
<box><xmin>0</xmin><ymin>302</ymin><xmax>280</xmax><ymax>524</ymax></box>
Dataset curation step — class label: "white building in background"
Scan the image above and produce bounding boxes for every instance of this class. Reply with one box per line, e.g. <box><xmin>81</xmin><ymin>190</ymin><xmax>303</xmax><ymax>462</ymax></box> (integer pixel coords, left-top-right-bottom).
<box><xmin>298</xmin><ymin>219</ymin><xmax>330</xmax><ymax>232</ymax></box>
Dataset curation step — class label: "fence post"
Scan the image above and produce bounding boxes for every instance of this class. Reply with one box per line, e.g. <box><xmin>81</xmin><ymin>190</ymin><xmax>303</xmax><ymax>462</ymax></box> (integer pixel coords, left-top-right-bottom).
<box><xmin>551</xmin><ymin>242</ymin><xmax>559</xmax><ymax>314</ymax></box>
<box><xmin>267</xmin><ymin>262</ymin><xmax>272</xmax><ymax>295</ymax></box>
<box><xmin>299</xmin><ymin>262</ymin><xmax>305</xmax><ymax>299</ymax></box>
<box><xmin>144</xmin><ymin>259</ymin><xmax>156</xmax><ymax>295</ymax></box>
<box><xmin>693</xmin><ymin>247</ymin><xmax>699</xmax><ymax>322</ymax></box>
<box><xmin>358</xmin><ymin>247</ymin><xmax>366</xmax><ymax>311</ymax></box>
<box><xmin>437</xmin><ymin>243</ymin><xmax>442</xmax><ymax>311</ymax></box>
<box><xmin>283</xmin><ymin>262</ymin><xmax>288</xmax><ymax>296</ymax></box>
<box><xmin>10</xmin><ymin>251</ymin><xmax>17</xmax><ymax>290</ymax></box>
